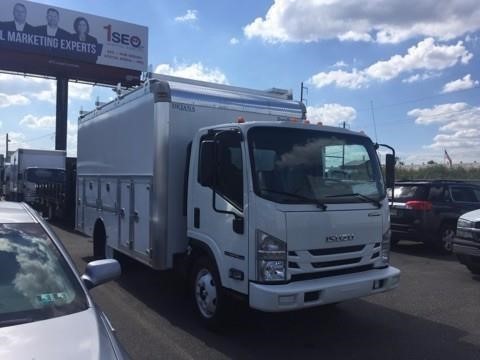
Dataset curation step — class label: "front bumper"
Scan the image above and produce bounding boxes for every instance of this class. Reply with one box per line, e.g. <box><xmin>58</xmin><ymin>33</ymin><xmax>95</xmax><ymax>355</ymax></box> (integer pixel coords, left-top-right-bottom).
<box><xmin>249</xmin><ymin>266</ymin><xmax>400</xmax><ymax>312</ymax></box>
<box><xmin>453</xmin><ymin>238</ymin><xmax>480</xmax><ymax>257</ymax></box>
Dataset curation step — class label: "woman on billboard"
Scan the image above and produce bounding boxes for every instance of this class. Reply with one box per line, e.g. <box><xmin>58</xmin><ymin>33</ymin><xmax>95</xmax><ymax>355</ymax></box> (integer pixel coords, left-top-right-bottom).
<box><xmin>72</xmin><ymin>17</ymin><xmax>97</xmax><ymax>44</ymax></box>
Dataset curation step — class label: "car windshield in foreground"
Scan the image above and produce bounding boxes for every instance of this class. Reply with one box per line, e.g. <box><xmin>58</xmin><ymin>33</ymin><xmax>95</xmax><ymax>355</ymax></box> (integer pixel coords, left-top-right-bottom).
<box><xmin>248</xmin><ymin>126</ymin><xmax>385</xmax><ymax>205</ymax></box>
<box><xmin>0</xmin><ymin>223</ymin><xmax>88</xmax><ymax>327</ymax></box>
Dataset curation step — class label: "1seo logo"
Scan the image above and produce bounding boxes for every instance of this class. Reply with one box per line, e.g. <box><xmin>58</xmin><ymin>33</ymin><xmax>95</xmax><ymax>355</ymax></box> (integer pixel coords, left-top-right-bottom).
<box><xmin>103</xmin><ymin>24</ymin><xmax>142</xmax><ymax>48</ymax></box>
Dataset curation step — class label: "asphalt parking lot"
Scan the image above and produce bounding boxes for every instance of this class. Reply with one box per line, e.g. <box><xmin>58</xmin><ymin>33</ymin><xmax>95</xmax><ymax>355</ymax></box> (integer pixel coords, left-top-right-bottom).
<box><xmin>52</xmin><ymin>225</ymin><xmax>480</xmax><ymax>360</ymax></box>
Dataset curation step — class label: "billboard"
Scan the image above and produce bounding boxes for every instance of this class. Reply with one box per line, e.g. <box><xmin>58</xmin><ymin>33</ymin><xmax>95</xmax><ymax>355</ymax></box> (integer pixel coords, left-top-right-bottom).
<box><xmin>0</xmin><ymin>0</ymin><xmax>148</xmax><ymax>86</ymax></box>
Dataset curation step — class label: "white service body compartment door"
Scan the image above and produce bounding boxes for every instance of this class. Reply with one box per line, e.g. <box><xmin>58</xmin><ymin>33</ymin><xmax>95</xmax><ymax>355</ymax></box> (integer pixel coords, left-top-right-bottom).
<box><xmin>133</xmin><ymin>181</ymin><xmax>152</xmax><ymax>256</ymax></box>
<box><xmin>119</xmin><ymin>180</ymin><xmax>131</xmax><ymax>249</ymax></box>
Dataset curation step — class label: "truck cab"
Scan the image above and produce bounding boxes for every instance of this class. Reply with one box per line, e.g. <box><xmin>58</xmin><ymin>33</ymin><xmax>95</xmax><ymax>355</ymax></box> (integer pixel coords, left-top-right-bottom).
<box><xmin>187</xmin><ymin>121</ymin><xmax>400</xmax><ymax>320</ymax></box>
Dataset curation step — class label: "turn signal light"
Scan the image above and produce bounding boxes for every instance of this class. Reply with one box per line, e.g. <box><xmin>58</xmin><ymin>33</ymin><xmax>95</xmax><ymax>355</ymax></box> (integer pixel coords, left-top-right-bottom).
<box><xmin>405</xmin><ymin>200</ymin><xmax>432</xmax><ymax>211</ymax></box>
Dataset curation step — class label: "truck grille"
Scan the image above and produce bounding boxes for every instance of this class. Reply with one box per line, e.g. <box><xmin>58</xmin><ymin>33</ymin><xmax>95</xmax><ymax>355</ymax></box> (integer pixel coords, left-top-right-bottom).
<box><xmin>288</xmin><ymin>243</ymin><xmax>379</xmax><ymax>280</ymax></box>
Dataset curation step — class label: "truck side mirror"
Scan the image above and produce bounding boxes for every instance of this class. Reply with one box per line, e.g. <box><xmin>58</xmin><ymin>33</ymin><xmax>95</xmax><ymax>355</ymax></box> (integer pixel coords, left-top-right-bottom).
<box><xmin>198</xmin><ymin>140</ymin><xmax>216</xmax><ymax>187</ymax></box>
<box><xmin>385</xmin><ymin>154</ymin><xmax>395</xmax><ymax>189</ymax></box>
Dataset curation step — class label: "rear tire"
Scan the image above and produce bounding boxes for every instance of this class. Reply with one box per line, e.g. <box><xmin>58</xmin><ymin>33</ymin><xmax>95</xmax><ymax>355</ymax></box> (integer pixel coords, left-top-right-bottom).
<box><xmin>437</xmin><ymin>224</ymin><xmax>455</xmax><ymax>254</ymax></box>
<box><xmin>391</xmin><ymin>234</ymin><xmax>400</xmax><ymax>246</ymax></box>
<box><xmin>191</xmin><ymin>255</ymin><xmax>227</xmax><ymax>330</ymax></box>
<box><xmin>93</xmin><ymin>222</ymin><xmax>110</xmax><ymax>260</ymax></box>
<box><xmin>466</xmin><ymin>264</ymin><xmax>480</xmax><ymax>275</ymax></box>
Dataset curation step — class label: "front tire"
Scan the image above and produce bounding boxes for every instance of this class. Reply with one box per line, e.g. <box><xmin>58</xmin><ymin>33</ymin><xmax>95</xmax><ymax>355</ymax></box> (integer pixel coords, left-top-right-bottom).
<box><xmin>191</xmin><ymin>256</ymin><xmax>226</xmax><ymax>330</ymax></box>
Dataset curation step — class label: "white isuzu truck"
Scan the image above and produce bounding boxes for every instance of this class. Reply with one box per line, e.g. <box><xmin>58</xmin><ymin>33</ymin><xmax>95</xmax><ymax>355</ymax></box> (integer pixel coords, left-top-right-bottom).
<box><xmin>76</xmin><ymin>74</ymin><xmax>400</xmax><ymax>326</ymax></box>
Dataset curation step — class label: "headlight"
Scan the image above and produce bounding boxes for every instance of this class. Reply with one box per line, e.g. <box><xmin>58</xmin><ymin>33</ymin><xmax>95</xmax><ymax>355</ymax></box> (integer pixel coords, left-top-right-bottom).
<box><xmin>257</xmin><ymin>230</ymin><xmax>286</xmax><ymax>282</ymax></box>
<box><xmin>375</xmin><ymin>228</ymin><xmax>390</xmax><ymax>268</ymax></box>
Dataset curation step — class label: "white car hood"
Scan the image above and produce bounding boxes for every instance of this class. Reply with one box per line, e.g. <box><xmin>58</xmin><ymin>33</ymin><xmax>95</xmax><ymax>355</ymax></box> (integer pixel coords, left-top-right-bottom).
<box><xmin>460</xmin><ymin>209</ymin><xmax>480</xmax><ymax>223</ymax></box>
<box><xmin>0</xmin><ymin>308</ymin><xmax>117</xmax><ymax>360</ymax></box>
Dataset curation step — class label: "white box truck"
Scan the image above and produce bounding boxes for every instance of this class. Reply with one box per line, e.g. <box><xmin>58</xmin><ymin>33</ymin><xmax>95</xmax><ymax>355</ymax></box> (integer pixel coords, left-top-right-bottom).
<box><xmin>76</xmin><ymin>75</ymin><xmax>400</xmax><ymax>326</ymax></box>
<box><xmin>7</xmin><ymin>149</ymin><xmax>66</xmax><ymax>204</ymax></box>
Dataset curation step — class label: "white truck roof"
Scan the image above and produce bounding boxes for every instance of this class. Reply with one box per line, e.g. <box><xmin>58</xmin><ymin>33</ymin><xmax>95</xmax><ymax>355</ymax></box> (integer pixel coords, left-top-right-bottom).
<box><xmin>80</xmin><ymin>74</ymin><xmax>305</xmax><ymax>122</ymax></box>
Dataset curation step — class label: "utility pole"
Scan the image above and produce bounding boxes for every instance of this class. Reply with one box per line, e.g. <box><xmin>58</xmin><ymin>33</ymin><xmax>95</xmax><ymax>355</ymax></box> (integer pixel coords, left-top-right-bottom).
<box><xmin>5</xmin><ymin>133</ymin><xmax>10</xmax><ymax>162</ymax></box>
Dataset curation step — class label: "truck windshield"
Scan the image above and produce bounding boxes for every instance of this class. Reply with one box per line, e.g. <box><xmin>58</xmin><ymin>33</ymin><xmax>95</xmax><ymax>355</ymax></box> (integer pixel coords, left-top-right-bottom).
<box><xmin>248</xmin><ymin>127</ymin><xmax>385</xmax><ymax>205</ymax></box>
<box><xmin>25</xmin><ymin>168</ymin><xmax>65</xmax><ymax>184</ymax></box>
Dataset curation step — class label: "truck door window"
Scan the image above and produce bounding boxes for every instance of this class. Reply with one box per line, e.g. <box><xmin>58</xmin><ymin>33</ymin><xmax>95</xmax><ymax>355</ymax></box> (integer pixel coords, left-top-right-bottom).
<box><xmin>216</xmin><ymin>133</ymin><xmax>243</xmax><ymax>210</ymax></box>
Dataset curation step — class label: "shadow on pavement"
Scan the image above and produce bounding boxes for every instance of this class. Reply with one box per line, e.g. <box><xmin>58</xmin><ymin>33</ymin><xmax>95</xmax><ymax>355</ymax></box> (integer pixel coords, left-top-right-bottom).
<box><xmin>109</xmin><ymin>253</ymin><xmax>479</xmax><ymax>360</ymax></box>
<box><xmin>391</xmin><ymin>240</ymin><xmax>457</xmax><ymax>262</ymax></box>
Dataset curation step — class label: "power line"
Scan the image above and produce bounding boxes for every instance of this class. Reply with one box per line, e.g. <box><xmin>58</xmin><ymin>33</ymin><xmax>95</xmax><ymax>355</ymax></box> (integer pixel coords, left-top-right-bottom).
<box><xmin>8</xmin><ymin>132</ymin><xmax>55</xmax><ymax>145</ymax></box>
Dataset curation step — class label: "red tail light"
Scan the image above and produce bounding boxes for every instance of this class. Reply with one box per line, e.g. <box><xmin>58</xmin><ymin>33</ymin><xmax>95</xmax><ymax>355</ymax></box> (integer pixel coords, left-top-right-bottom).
<box><xmin>405</xmin><ymin>200</ymin><xmax>432</xmax><ymax>211</ymax></box>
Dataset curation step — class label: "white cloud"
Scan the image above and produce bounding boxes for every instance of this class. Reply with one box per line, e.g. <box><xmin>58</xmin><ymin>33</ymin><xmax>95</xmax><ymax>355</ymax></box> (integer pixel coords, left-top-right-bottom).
<box><xmin>408</xmin><ymin>102</ymin><xmax>471</xmax><ymax>125</ymax></box>
<box><xmin>441</xmin><ymin>74</ymin><xmax>479</xmax><ymax>93</ymax></box>
<box><xmin>243</xmin><ymin>0</ymin><xmax>480</xmax><ymax>44</ymax></box>
<box><xmin>307</xmin><ymin>104</ymin><xmax>357</xmax><ymax>126</ymax></box>
<box><xmin>310</xmin><ymin>69</ymin><xmax>368</xmax><ymax>89</ymax></box>
<box><xmin>174</xmin><ymin>10</ymin><xmax>198</xmax><ymax>23</ymax></box>
<box><xmin>0</xmin><ymin>76</ymin><xmax>93</xmax><ymax>104</ymax></box>
<box><xmin>69</xmin><ymin>83</ymin><xmax>94</xmax><ymax>101</ymax></box>
<box><xmin>20</xmin><ymin>114</ymin><xmax>56</xmax><ymax>128</ymax></box>
<box><xmin>366</xmin><ymin>38</ymin><xmax>471</xmax><ymax>80</ymax></box>
<box><xmin>229</xmin><ymin>37</ymin><xmax>239</xmax><ymax>45</ymax></box>
<box><xmin>338</xmin><ymin>31</ymin><xmax>372</xmax><ymax>42</ymax></box>
<box><xmin>0</xmin><ymin>94</ymin><xmax>30</xmax><ymax>108</ymax></box>
<box><xmin>155</xmin><ymin>62</ymin><xmax>228</xmax><ymax>84</ymax></box>
<box><xmin>332</xmin><ymin>61</ymin><xmax>348</xmax><ymax>68</ymax></box>
<box><xmin>408</xmin><ymin>102</ymin><xmax>480</xmax><ymax>162</ymax></box>
<box><xmin>309</xmin><ymin>38</ymin><xmax>472</xmax><ymax>89</ymax></box>
<box><xmin>402</xmin><ymin>72</ymin><xmax>440</xmax><ymax>83</ymax></box>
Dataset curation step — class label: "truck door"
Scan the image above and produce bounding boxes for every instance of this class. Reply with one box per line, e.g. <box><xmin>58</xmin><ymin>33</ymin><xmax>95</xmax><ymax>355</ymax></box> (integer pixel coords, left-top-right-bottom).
<box><xmin>194</xmin><ymin>130</ymin><xmax>249</xmax><ymax>295</ymax></box>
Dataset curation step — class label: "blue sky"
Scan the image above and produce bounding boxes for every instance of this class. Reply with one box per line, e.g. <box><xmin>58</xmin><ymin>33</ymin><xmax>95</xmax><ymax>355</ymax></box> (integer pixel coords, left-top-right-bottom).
<box><xmin>0</xmin><ymin>0</ymin><xmax>479</xmax><ymax>164</ymax></box>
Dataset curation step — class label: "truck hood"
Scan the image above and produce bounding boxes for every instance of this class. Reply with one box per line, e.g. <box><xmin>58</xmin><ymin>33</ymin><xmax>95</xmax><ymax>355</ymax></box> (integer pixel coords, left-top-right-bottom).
<box><xmin>0</xmin><ymin>308</ymin><xmax>119</xmax><ymax>360</ymax></box>
<box><xmin>285</xmin><ymin>208</ymin><xmax>383</xmax><ymax>251</ymax></box>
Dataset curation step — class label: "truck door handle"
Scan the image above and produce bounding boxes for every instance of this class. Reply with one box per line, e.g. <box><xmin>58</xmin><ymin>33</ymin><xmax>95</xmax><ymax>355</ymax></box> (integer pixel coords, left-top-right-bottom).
<box><xmin>119</xmin><ymin>208</ymin><xmax>125</xmax><ymax>218</ymax></box>
<box><xmin>133</xmin><ymin>211</ymin><xmax>139</xmax><ymax>223</ymax></box>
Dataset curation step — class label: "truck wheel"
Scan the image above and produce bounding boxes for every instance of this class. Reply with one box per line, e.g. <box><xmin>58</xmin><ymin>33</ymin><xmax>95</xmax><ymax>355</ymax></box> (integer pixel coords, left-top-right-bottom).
<box><xmin>191</xmin><ymin>256</ymin><xmax>226</xmax><ymax>330</ymax></box>
<box><xmin>391</xmin><ymin>234</ymin><xmax>400</xmax><ymax>246</ymax></box>
<box><xmin>466</xmin><ymin>263</ymin><xmax>480</xmax><ymax>275</ymax></box>
<box><xmin>438</xmin><ymin>224</ymin><xmax>455</xmax><ymax>254</ymax></box>
<box><xmin>93</xmin><ymin>222</ymin><xmax>113</xmax><ymax>259</ymax></box>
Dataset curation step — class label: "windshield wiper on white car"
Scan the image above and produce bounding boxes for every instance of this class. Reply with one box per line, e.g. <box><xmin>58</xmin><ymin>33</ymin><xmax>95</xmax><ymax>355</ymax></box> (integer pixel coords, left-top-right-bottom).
<box><xmin>326</xmin><ymin>193</ymin><xmax>382</xmax><ymax>208</ymax></box>
<box><xmin>260</xmin><ymin>188</ymin><xmax>327</xmax><ymax>210</ymax></box>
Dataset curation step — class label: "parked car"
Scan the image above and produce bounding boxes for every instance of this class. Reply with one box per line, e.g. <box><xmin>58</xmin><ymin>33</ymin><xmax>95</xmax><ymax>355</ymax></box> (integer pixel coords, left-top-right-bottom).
<box><xmin>390</xmin><ymin>180</ymin><xmax>480</xmax><ymax>252</ymax></box>
<box><xmin>453</xmin><ymin>209</ymin><xmax>480</xmax><ymax>275</ymax></box>
<box><xmin>0</xmin><ymin>202</ymin><xmax>128</xmax><ymax>359</ymax></box>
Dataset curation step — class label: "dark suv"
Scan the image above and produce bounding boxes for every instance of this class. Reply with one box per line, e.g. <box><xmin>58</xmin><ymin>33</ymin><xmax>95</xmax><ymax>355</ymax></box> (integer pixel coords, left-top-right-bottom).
<box><xmin>390</xmin><ymin>180</ymin><xmax>480</xmax><ymax>252</ymax></box>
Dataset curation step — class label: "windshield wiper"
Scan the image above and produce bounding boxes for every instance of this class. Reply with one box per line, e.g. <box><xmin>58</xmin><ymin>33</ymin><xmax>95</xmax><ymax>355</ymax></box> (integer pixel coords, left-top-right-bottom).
<box><xmin>260</xmin><ymin>188</ymin><xmax>327</xmax><ymax>210</ymax></box>
<box><xmin>0</xmin><ymin>318</ymin><xmax>34</xmax><ymax>327</ymax></box>
<box><xmin>326</xmin><ymin>193</ymin><xmax>382</xmax><ymax>208</ymax></box>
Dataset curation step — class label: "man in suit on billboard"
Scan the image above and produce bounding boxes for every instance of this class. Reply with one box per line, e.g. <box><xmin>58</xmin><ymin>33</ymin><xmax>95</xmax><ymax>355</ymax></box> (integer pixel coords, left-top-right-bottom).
<box><xmin>2</xmin><ymin>3</ymin><xmax>36</xmax><ymax>33</ymax></box>
<box><xmin>35</xmin><ymin>8</ymin><xmax>70</xmax><ymax>39</ymax></box>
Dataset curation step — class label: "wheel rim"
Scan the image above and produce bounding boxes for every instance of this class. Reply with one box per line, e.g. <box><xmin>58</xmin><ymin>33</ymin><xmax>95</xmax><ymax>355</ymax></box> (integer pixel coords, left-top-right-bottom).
<box><xmin>195</xmin><ymin>268</ymin><xmax>217</xmax><ymax>319</ymax></box>
<box><xmin>442</xmin><ymin>228</ymin><xmax>455</xmax><ymax>252</ymax></box>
